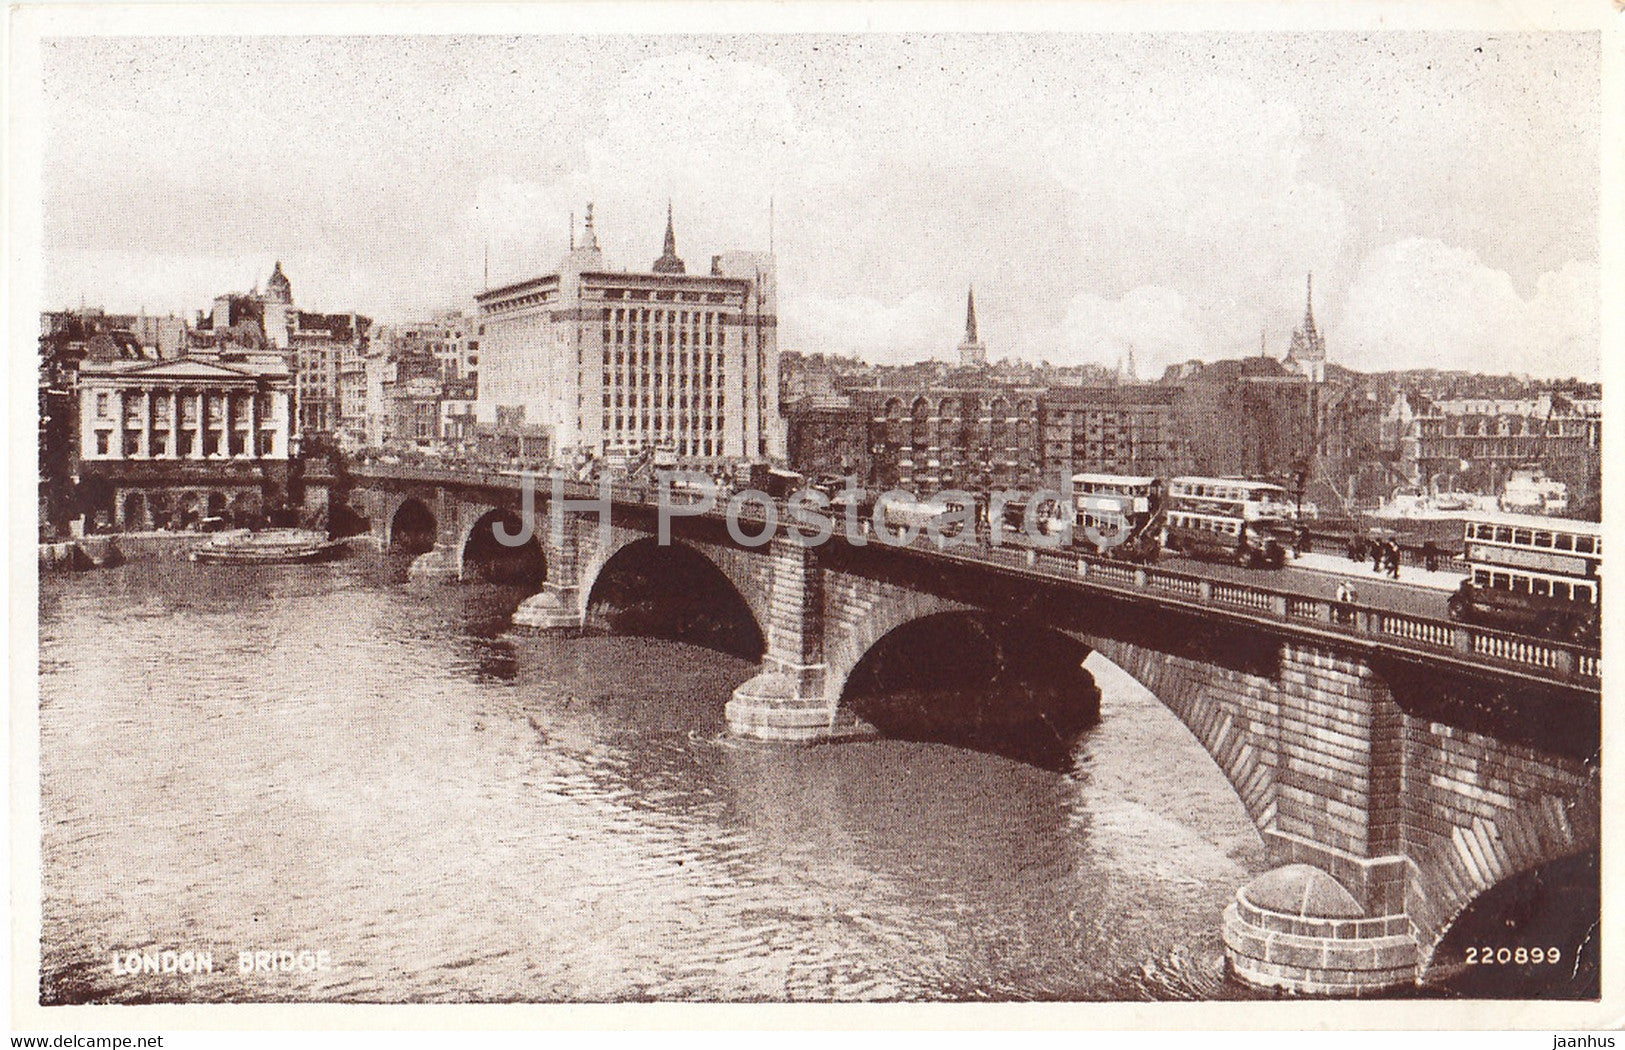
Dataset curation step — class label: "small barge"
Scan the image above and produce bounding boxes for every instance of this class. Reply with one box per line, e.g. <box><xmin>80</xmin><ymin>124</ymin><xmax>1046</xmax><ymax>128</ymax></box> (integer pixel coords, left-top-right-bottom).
<box><xmin>190</xmin><ymin>529</ymin><xmax>345</xmax><ymax>565</ymax></box>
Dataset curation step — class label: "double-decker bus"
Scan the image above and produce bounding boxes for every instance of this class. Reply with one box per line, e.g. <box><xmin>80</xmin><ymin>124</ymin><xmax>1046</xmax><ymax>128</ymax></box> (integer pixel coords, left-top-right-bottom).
<box><xmin>1447</xmin><ymin>511</ymin><xmax>1600</xmax><ymax>643</ymax></box>
<box><xmin>1071</xmin><ymin>473</ymin><xmax>1163</xmax><ymax>560</ymax></box>
<box><xmin>1162</xmin><ymin>477</ymin><xmax>1292</xmax><ymax>569</ymax></box>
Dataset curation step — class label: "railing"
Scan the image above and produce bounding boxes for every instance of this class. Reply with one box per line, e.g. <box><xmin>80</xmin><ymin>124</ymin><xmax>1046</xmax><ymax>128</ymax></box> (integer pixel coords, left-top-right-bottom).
<box><xmin>350</xmin><ymin>464</ymin><xmax>1600</xmax><ymax>689</ymax></box>
<box><xmin>1210</xmin><ymin>581</ymin><xmax>1275</xmax><ymax>613</ymax></box>
<box><xmin>1372</xmin><ymin>611</ymin><xmax>1456</xmax><ymax>648</ymax></box>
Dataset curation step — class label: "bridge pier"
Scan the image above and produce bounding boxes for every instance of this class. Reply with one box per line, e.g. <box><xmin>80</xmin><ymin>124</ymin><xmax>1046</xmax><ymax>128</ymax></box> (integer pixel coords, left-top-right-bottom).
<box><xmin>1221</xmin><ymin>643</ymin><xmax>1417</xmax><ymax>995</ymax></box>
<box><xmin>406</xmin><ymin>544</ymin><xmax>461</xmax><ymax>582</ymax></box>
<box><xmin>726</xmin><ymin>540</ymin><xmax>876</xmax><ymax>744</ymax></box>
<box><xmin>515</xmin><ymin>539</ymin><xmax>582</xmax><ymax>632</ymax></box>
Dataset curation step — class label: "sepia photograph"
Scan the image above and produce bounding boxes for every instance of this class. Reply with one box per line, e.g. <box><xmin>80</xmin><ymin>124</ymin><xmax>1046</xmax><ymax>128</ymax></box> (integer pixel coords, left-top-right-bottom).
<box><xmin>11</xmin><ymin>1</ymin><xmax>1618</xmax><ymax>1032</ymax></box>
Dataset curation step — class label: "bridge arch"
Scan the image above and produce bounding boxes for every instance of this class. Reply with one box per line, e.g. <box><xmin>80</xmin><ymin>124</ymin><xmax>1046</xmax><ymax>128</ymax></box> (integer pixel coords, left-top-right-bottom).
<box><xmin>459</xmin><ymin>506</ymin><xmax>547</xmax><ymax>585</ymax></box>
<box><xmin>1412</xmin><ymin>788</ymin><xmax>1600</xmax><ymax>971</ymax></box>
<box><xmin>581</xmin><ymin>535</ymin><xmax>766</xmax><ymax>660</ymax></box>
<box><xmin>387</xmin><ymin>496</ymin><xmax>438</xmax><ymax>555</ymax></box>
<box><xmin>822</xmin><ymin>577</ymin><xmax>1277</xmax><ymax>830</ymax></box>
<box><xmin>838</xmin><ymin>609</ymin><xmax>1101</xmax><ymax>768</ymax></box>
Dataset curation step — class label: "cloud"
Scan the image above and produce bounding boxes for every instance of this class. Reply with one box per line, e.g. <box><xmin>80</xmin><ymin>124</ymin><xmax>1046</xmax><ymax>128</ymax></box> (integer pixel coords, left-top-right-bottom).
<box><xmin>791</xmin><ymin>290</ymin><xmax>960</xmax><ymax>364</ymax></box>
<box><xmin>1057</xmin><ymin>285</ymin><xmax>1209</xmax><ymax>377</ymax></box>
<box><xmin>1334</xmin><ymin>238</ymin><xmax>1598</xmax><ymax>379</ymax></box>
<box><xmin>1041</xmin><ymin>77</ymin><xmax>1349</xmax><ymax>313</ymax></box>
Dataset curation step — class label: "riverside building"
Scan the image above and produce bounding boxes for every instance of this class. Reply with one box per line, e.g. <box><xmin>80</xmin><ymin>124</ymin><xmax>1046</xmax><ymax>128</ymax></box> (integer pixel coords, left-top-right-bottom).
<box><xmin>473</xmin><ymin>204</ymin><xmax>783</xmax><ymax>467</ymax></box>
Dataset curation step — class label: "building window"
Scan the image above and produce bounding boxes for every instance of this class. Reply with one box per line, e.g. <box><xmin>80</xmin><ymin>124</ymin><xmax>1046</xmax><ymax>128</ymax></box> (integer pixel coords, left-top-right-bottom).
<box><xmin>97</xmin><ymin>393</ymin><xmax>111</xmax><ymax>418</ymax></box>
<box><xmin>96</xmin><ymin>432</ymin><xmax>110</xmax><ymax>456</ymax></box>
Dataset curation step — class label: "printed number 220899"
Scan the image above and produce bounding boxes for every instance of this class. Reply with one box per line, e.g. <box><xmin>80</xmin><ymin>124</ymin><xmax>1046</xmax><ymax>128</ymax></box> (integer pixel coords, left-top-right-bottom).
<box><xmin>1465</xmin><ymin>946</ymin><xmax>1561</xmax><ymax>965</ymax></box>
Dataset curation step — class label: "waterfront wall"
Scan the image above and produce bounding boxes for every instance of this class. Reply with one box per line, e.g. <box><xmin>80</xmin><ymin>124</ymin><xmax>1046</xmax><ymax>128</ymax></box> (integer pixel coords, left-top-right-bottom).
<box><xmin>39</xmin><ymin>531</ymin><xmax>217</xmax><ymax>572</ymax></box>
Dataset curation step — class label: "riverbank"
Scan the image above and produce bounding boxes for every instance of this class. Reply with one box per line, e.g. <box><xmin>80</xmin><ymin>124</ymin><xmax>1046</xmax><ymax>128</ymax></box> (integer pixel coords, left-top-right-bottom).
<box><xmin>39</xmin><ymin>530</ymin><xmax>370</xmax><ymax>572</ymax></box>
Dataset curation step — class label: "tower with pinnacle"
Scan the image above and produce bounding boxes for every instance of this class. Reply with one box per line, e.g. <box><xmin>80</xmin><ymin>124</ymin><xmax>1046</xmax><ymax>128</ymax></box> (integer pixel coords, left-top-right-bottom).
<box><xmin>652</xmin><ymin>202</ymin><xmax>686</xmax><ymax>275</ymax></box>
<box><xmin>1286</xmin><ymin>272</ymin><xmax>1326</xmax><ymax>383</ymax></box>
<box><xmin>260</xmin><ymin>260</ymin><xmax>295</xmax><ymax>350</ymax></box>
<box><xmin>957</xmin><ymin>286</ymin><xmax>987</xmax><ymax>367</ymax></box>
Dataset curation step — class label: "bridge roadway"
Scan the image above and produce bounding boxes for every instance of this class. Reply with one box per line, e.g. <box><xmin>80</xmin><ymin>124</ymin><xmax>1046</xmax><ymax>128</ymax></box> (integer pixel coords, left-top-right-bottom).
<box><xmin>347</xmin><ymin>464</ymin><xmax>1597</xmax><ymax>694</ymax></box>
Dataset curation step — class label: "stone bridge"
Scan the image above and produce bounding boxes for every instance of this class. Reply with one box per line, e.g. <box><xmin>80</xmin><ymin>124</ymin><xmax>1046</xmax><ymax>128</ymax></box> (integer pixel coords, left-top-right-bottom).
<box><xmin>344</xmin><ymin>466</ymin><xmax>1599</xmax><ymax>998</ymax></box>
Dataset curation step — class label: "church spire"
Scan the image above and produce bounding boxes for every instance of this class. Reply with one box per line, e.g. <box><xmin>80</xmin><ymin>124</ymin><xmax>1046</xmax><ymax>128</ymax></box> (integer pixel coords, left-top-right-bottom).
<box><xmin>1286</xmin><ymin>270</ymin><xmax>1326</xmax><ymax>382</ymax></box>
<box><xmin>1303</xmin><ymin>271</ymin><xmax>1318</xmax><ymax>337</ymax></box>
<box><xmin>652</xmin><ymin>200</ymin><xmax>686</xmax><ymax>274</ymax></box>
<box><xmin>957</xmin><ymin>285</ymin><xmax>987</xmax><ymax>368</ymax></box>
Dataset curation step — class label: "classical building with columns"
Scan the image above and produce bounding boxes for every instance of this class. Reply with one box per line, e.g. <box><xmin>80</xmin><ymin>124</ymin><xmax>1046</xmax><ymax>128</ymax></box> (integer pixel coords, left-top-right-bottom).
<box><xmin>474</xmin><ymin>203</ymin><xmax>783</xmax><ymax>468</ymax></box>
<box><xmin>77</xmin><ymin>349</ymin><xmax>292</xmax><ymax>463</ymax></box>
<box><xmin>74</xmin><ymin>345</ymin><xmax>294</xmax><ymax>530</ymax></box>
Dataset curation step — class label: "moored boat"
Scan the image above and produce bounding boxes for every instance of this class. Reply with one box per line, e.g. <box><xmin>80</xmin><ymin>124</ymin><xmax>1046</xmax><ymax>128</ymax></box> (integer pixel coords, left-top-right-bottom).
<box><xmin>189</xmin><ymin>529</ymin><xmax>344</xmax><ymax>565</ymax></box>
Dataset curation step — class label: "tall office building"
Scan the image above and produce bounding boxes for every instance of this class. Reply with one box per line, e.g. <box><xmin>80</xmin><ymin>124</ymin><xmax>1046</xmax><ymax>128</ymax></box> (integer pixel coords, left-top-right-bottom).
<box><xmin>474</xmin><ymin>204</ymin><xmax>783</xmax><ymax>465</ymax></box>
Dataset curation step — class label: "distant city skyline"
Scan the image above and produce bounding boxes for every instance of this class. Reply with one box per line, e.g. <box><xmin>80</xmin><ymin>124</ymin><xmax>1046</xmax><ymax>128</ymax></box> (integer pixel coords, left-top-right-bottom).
<box><xmin>40</xmin><ymin>32</ymin><xmax>1600</xmax><ymax>378</ymax></box>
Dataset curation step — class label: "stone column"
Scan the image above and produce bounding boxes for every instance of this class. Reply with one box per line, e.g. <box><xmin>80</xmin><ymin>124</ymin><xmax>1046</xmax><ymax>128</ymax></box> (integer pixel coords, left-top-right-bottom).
<box><xmin>109</xmin><ymin>391</ymin><xmax>125</xmax><ymax>460</ymax></box>
<box><xmin>1221</xmin><ymin>642</ymin><xmax>1416</xmax><ymax>996</ymax></box>
<box><xmin>726</xmin><ymin>538</ymin><xmax>873</xmax><ymax>744</ymax></box>
<box><xmin>247</xmin><ymin>389</ymin><xmax>259</xmax><ymax>459</ymax></box>
<box><xmin>134</xmin><ymin>387</ymin><xmax>151</xmax><ymax>458</ymax></box>
<box><xmin>193</xmin><ymin>391</ymin><xmax>206</xmax><ymax>458</ymax></box>
<box><xmin>169</xmin><ymin>387</ymin><xmax>181</xmax><ymax>458</ymax></box>
<box><xmin>267</xmin><ymin>390</ymin><xmax>282</xmax><ymax>458</ymax></box>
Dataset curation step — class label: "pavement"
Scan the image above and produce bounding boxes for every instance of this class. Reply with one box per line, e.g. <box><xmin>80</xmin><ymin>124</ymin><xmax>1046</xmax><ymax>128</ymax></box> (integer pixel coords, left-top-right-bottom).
<box><xmin>1155</xmin><ymin>550</ymin><xmax>1463</xmax><ymax>621</ymax></box>
<box><xmin>1290</xmin><ymin>551</ymin><xmax>1466</xmax><ymax>593</ymax></box>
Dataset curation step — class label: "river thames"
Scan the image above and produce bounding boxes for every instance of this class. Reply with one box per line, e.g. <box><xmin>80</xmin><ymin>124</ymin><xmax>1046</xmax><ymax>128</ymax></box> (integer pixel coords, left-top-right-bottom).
<box><xmin>39</xmin><ymin>550</ymin><xmax>1272</xmax><ymax>1003</ymax></box>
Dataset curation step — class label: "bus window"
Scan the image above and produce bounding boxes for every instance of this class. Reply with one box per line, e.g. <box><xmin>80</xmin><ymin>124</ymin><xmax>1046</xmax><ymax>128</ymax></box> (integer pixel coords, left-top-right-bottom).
<box><xmin>1553</xmin><ymin>582</ymin><xmax>1571</xmax><ymax>600</ymax></box>
<box><xmin>1512</xmin><ymin>576</ymin><xmax>1531</xmax><ymax>594</ymax></box>
<box><xmin>1513</xmin><ymin>529</ymin><xmax>1532</xmax><ymax>546</ymax></box>
<box><xmin>1575</xmin><ymin>536</ymin><xmax>1595</xmax><ymax>554</ymax></box>
<box><xmin>1492</xmin><ymin>572</ymin><xmax>1511</xmax><ymax>590</ymax></box>
<box><xmin>1474</xmin><ymin>570</ymin><xmax>1491</xmax><ymax>586</ymax></box>
<box><xmin>1574</xmin><ymin>584</ymin><xmax>1594</xmax><ymax>604</ymax></box>
<box><xmin>1533</xmin><ymin>579</ymin><xmax>1551</xmax><ymax>597</ymax></box>
<box><xmin>1533</xmin><ymin>531</ymin><xmax>1553</xmax><ymax>548</ymax></box>
<box><xmin>1555</xmin><ymin>534</ymin><xmax>1574</xmax><ymax>551</ymax></box>
<box><xmin>1494</xmin><ymin>527</ymin><xmax>1513</xmax><ymax>544</ymax></box>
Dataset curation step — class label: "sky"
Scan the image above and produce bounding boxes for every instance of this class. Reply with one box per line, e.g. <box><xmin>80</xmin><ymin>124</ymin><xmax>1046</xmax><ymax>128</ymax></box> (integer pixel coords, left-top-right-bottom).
<box><xmin>39</xmin><ymin>32</ymin><xmax>1601</xmax><ymax>378</ymax></box>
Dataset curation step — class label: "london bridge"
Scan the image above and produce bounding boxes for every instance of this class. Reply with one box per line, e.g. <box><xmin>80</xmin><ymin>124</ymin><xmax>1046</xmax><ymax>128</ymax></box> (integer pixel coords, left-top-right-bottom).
<box><xmin>306</xmin><ymin>460</ymin><xmax>1600</xmax><ymax>996</ymax></box>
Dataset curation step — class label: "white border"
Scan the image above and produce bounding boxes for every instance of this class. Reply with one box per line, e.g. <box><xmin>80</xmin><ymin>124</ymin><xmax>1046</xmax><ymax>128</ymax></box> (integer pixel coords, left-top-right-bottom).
<box><xmin>7</xmin><ymin>0</ymin><xmax>1623</xmax><ymax>1033</ymax></box>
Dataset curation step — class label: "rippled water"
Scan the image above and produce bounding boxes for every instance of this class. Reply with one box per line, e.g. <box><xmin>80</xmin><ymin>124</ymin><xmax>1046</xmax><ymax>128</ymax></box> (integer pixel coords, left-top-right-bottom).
<box><xmin>39</xmin><ymin>552</ymin><xmax>1267</xmax><ymax>1003</ymax></box>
